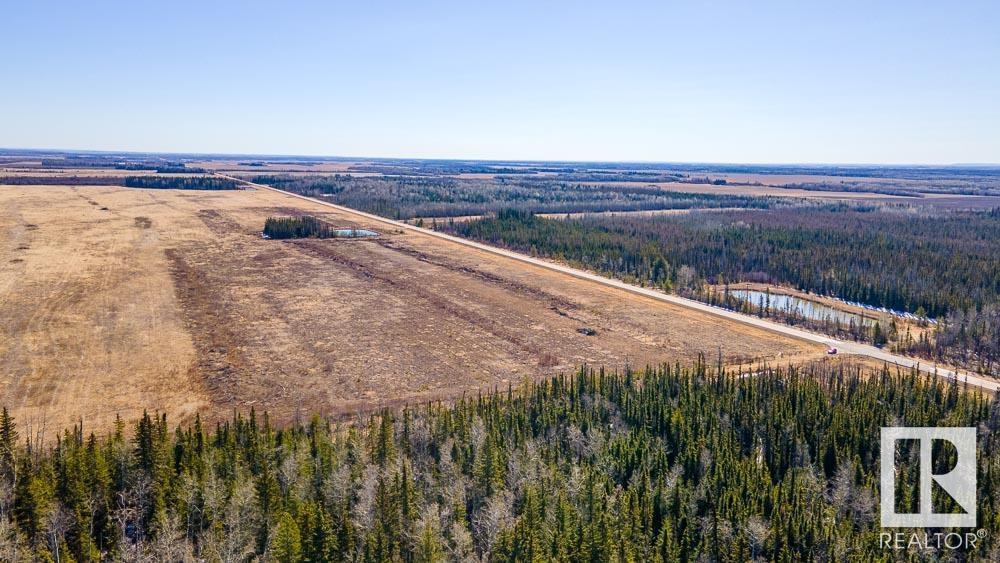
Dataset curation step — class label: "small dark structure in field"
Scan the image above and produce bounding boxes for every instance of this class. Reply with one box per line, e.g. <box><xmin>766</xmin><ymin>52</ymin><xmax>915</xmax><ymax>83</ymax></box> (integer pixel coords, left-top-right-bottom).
<box><xmin>263</xmin><ymin>215</ymin><xmax>378</xmax><ymax>240</ymax></box>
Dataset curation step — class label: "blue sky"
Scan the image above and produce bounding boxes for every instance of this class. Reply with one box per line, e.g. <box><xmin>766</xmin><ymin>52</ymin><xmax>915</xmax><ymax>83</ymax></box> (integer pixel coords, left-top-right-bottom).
<box><xmin>2</xmin><ymin>1</ymin><xmax>998</xmax><ymax>163</ymax></box>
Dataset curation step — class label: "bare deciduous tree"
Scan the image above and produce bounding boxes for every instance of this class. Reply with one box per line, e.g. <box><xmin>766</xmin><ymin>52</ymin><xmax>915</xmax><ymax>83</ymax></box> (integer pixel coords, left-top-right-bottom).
<box><xmin>472</xmin><ymin>491</ymin><xmax>513</xmax><ymax>557</ymax></box>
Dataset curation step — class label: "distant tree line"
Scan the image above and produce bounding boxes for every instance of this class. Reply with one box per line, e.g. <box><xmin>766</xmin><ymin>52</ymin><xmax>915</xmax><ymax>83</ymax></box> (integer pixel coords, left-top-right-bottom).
<box><xmin>512</xmin><ymin>171</ymin><xmax>685</xmax><ymax>183</ymax></box>
<box><xmin>0</xmin><ymin>176</ymin><xmax>123</xmax><ymax>186</ymax></box>
<box><xmin>247</xmin><ymin>174</ymin><xmax>780</xmax><ymax>220</ymax></box>
<box><xmin>1</xmin><ymin>361</ymin><xmax>997</xmax><ymax>560</ymax></box>
<box><xmin>116</xmin><ymin>162</ymin><xmax>205</xmax><ymax>174</ymax></box>
<box><xmin>320</xmin><ymin>159</ymin><xmax>1000</xmax><ymax>193</ymax></box>
<box><xmin>632</xmin><ymin>162</ymin><xmax>1000</xmax><ymax>185</ymax></box>
<box><xmin>39</xmin><ymin>157</ymin><xmax>120</xmax><ymax>169</ymax></box>
<box><xmin>122</xmin><ymin>176</ymin><xmax>242</xmax><ymax>190</ymax></box>
<box><xmin>779</xmin><ymin>181</ymin><xmax>999</xmax><ymax>197</ymax></box>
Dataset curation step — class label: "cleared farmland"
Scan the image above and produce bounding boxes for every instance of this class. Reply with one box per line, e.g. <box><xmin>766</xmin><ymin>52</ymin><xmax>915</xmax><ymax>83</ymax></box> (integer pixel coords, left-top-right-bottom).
<box><xmin>0</xmin><ymin>185</ymin><xmax>821</xmax><ymax>432</ymax></box>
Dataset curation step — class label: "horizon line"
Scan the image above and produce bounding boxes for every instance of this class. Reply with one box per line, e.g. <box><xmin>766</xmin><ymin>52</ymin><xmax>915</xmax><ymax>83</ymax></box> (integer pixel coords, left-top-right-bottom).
<box><xmin>2</xmin><ymin>146</ymin><xmax>998</xmax><ymax>169</ymax></box>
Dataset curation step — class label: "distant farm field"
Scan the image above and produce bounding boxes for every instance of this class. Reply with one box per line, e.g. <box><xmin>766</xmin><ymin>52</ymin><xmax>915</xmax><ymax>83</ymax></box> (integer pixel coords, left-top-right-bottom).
<box><xmin>0</xmin><ymin>185</ymin><xmax>820</xmax><ymax>432</ymax></box>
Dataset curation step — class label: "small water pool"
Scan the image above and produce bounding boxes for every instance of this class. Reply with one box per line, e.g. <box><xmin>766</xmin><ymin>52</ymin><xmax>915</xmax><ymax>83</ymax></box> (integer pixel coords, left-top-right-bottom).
<box><xmin>333</xmin><ymin>229</ymin><xmax>378</xmax><ymax>238</ymax></box>
<box><xmin>729</xmin><ymin>289</ymin><xmax>879</xmax><ymax>327</ymax></box>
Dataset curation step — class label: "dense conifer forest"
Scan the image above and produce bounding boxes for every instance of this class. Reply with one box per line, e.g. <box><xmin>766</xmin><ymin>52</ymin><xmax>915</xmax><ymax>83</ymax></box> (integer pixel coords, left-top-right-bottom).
<box><xmin>246</xmin><ymin>175</ymin><xmax>777</xmax><ymax>220</ymax></box>
<box><xmin>445</xmin><ymin>207</ymin><xmax>1000</xmax><ymax>316</ymax></box>
<box><xmin>1</xmin><ymin>361</ymin><xmax>997</xmax><ymax>561</ymax></box>
<box><xmin>263</xmin><ymin>216</ymin><xmax>337</xmax><ymax>239</ymax></box>
<box><xmin>444</xmin><ymin>207</ymin><xmax>1000</xmax><ymax>375</ymax></box>
<box><xmin>122</xmin><ymin>176</ymin><xmax>242</xmax><ymax>190</ymax></box>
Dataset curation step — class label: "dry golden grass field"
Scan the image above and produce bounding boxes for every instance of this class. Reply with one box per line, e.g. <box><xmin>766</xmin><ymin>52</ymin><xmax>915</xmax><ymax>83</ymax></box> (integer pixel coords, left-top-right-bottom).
<box><xmin>0</xmin><ymin>184</ymin><xmax>823</xmax><ymax>433</ymax></box>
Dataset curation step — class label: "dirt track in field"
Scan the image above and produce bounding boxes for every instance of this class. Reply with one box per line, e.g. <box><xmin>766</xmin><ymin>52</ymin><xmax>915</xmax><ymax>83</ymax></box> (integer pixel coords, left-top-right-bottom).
<box><xmin>0</xmin><ymin>185</ymin><xmax>820</xmax><ymax>432</ymax></box>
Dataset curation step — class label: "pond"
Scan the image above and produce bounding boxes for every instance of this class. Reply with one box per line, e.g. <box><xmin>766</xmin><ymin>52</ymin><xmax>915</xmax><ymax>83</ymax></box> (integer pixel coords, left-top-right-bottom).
<box><xmin>333</xmin><ymin>229</ymin><xmax>378</xmax><ymax>238</ymax></box>
<box><xmin>729</xmin><ymin>289</ymin><xmax>880</xmax><ymax>327</ymax></box>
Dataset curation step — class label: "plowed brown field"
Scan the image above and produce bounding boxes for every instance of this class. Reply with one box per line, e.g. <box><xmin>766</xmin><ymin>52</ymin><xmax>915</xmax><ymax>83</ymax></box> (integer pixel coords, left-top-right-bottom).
<box><xmin>0</xmin><ymin>185</ymin><xmax>820</xmax><ymax>432</ymax></box>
